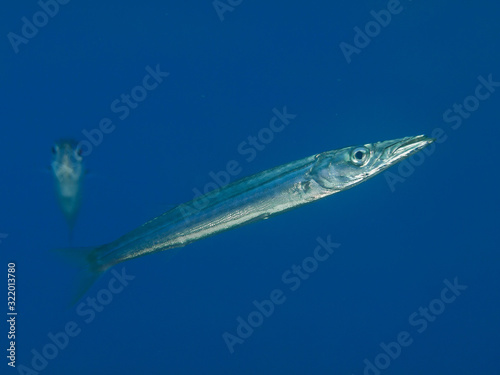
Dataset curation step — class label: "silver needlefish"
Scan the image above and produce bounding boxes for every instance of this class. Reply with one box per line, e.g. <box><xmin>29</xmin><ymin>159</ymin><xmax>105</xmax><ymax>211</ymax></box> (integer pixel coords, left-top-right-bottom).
<box><xmin>61</xmin><ymin>135</ymin><xmax>434</xmax><ymax>303</ymax></box>
<box><xmin>51</xmin><ymin>139</ymin><xmax>85</xmax><ymax>242</ymax></box>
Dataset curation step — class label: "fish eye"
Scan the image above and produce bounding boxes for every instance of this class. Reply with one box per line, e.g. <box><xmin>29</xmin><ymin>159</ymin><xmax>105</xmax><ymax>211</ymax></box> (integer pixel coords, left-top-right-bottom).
<box><xmin>51</xmin><ymin>145</ymin><xmax>58</xmax><ymax>154</ymax></box>
<box><xmin>350</xmin><ymin>147</ymin><xmax>369</xmax><ymax>166</ymax></box>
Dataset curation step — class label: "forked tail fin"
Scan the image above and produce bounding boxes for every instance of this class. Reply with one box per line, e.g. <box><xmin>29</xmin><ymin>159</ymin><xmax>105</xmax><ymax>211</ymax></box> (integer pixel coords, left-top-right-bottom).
<box><xmin>54</xmin><ymin>246</ymin><xmax>107</xmax><ymax>306</ymax></box>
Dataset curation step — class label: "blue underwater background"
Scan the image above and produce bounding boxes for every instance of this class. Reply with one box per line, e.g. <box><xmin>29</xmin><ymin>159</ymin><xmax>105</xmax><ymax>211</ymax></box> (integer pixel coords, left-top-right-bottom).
<box><xmin>1</xmin><ymin>1</ymin><xmax>500</xmax><ymax>374</ymax></box>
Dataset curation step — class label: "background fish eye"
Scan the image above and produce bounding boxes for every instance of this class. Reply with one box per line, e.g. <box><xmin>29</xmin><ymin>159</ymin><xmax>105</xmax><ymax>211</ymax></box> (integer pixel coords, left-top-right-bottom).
<box><xmin>74</xmin><ymin>146</ymin><xmax>84</xmax><ymax>159</ymax></box>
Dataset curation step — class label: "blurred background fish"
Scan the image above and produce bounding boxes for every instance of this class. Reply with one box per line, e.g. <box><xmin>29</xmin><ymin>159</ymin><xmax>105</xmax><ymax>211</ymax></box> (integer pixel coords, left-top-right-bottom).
<box><xmin>50</xmin><ymin>139</ymin><xmax>85</xmax><ymax>243</ymax></box>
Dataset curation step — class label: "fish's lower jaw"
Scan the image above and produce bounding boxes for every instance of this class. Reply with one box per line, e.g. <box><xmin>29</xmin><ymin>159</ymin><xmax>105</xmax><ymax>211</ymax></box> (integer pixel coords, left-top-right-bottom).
<box><xmin>391</xmin><ymin>135</ymin><xmax>435</xmax><ymax>160</ymax></box>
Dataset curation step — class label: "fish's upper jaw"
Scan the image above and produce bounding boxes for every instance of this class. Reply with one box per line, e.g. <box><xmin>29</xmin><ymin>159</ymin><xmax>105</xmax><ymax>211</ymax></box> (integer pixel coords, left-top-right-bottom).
<box><xmin>389</xmin><ymin>135</ymin><xmax>435</xmax><ymax>159</ymax></box>
<box><xmin>380</xmin><ymin>135</ymin><xmax>435</xmax><ymax>166</ymax></box>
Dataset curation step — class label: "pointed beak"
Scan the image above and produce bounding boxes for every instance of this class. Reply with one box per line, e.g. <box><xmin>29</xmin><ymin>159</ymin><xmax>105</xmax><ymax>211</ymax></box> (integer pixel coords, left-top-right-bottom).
<box><xmin>386</xmin><ymin>135</ymin><xmax>435</xmax><ymax>160</ymax></box>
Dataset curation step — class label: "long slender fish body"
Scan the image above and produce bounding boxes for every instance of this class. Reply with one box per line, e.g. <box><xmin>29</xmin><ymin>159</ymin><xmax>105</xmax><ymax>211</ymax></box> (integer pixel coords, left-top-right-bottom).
<box><xmin>51</xmin><ymin>140</ymin><xmax>85</xmax><ymax>237</ymax></box>
<box><xmin>65</xmin><ymin>135</ymin><xmax>434</xmax><ymax>303</ymax></box>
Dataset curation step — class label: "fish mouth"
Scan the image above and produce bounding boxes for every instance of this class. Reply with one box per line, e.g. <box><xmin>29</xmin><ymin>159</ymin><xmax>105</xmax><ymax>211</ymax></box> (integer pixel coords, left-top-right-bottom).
<box><xmin>385</xmin><ymin>135</ymin><xmax>435</xmax><ymax>161</ymax></box>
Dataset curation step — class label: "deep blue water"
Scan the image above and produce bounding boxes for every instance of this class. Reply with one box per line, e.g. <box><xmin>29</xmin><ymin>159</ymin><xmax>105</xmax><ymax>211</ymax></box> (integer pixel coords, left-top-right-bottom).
<box><xmin>1</xmin><ymin>1</ymin><xmax>499</xmax><ymax>374</ymax></box>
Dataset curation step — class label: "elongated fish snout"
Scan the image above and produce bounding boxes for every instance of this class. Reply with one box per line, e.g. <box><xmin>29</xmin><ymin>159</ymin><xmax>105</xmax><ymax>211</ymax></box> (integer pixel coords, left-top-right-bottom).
<box><xmin>386</xmin><ymin>135</ymin><xmax>435</xmax><ymax>160</ymax></box>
